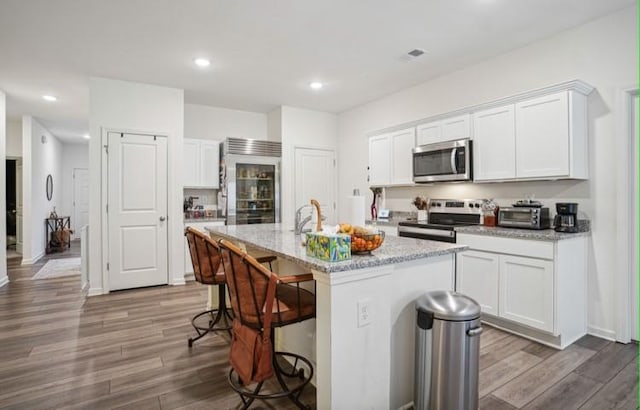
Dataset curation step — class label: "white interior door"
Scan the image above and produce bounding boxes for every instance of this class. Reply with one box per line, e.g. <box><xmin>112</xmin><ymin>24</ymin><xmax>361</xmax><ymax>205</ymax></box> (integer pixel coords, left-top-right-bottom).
<box><xmin>294</xmin><ymin>147</ymin><xmax>337</xmax><ymax>226</ymax></box>
<box><xmin>73</xmin><ymin>168</ymin><xmax>89</xmax><ymax>240</ymax></box>
<box><xmin>16</xmin><ymin>160</ymin><xmax>22</xmax><ymax>254</ymax></box>
<box><xmin>108</xmin><ymin>132</ymin><xmax>168</xmax><ymax>291</ymax></box>
<box><xmin>632</xmin><ymin>94</ymin><xmax>638</xmax><ymax>341</ymax></box>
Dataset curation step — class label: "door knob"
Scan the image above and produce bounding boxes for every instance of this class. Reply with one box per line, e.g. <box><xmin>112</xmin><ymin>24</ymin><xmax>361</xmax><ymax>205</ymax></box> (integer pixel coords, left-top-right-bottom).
<box><xmin>159</xmin><ymin>216</ymin><xmax>166</xmax><ymax>222</ymax></box>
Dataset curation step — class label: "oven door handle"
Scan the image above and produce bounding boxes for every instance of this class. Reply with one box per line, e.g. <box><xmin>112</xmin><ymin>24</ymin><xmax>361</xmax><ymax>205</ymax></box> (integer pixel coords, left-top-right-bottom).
<box><xmin>398</xmin><ymin>226</ymin><xmax>455</xmax><ymax>238</ymax></box>
<box><xmin>450</xmin><ymin>148</ymin><xmax>458</xmax><ymax>173</ymax></box>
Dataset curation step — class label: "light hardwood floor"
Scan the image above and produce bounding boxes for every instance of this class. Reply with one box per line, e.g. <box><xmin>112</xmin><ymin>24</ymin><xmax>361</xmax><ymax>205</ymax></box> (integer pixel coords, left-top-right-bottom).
<box><xmin>0</xmin><ymin>243</ymin><xmax>637</xmax><ymax>409</ymax></box>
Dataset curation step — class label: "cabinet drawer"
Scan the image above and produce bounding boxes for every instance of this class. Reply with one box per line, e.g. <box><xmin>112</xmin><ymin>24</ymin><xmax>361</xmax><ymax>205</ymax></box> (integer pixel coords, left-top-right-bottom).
<box><xmin>457</xmin><ymin>233</ymin><xmax>553</xmax><ymax>260</ymax></box>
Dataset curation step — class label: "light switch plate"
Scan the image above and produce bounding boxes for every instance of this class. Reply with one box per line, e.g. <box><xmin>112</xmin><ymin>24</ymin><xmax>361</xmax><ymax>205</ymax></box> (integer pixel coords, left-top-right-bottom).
<box><xmin>357</xmin><ymin>299</ymin><xmax>372</xmax><ymax>327</ymax></box>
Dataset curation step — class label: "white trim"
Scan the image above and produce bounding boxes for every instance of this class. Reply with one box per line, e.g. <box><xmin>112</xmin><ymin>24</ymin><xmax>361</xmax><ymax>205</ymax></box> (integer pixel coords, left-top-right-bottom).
<box><xmin>0</xmin><ymin>275</ymin><xmax>8</xmax><ymax>288</ymax></box>
<box><xmin>87</xmin><ymin>286</ymin><xmax>104</xmax><ymax>297</ymax></box>
<box><xmin>20</xmin><ymin>251</ymin><xmax>44</xmax><ymax>266</ymax></box>
<box><xmin>312</xmin><ymin>266</ymin><xmax>393</xmax><ymax>286</ymax></box>
<box><xmin>588</xmin><ymin>325</ymin><xmax>617</xmax><ymax>342</ymax></box>
<box><xmin>71</xmin><ymin>167</ymin><xmax>88</xmax><ymax>240</ymax></box>
<box><xmin>615</xmin><ymin>85</ymin><xmax>639</xmax><ymax>343</ymax></box>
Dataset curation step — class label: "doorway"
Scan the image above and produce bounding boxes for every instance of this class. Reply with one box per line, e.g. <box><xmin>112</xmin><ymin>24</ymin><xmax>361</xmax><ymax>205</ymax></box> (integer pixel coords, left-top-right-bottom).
<box><xmin>294</xmin><ymin>147</ymin><xmax>337</xmax><ymax>225</ymax></box>
<box><xmin>72</xmin><ymin>168</ymin><xmax>89</xmax><ymax>240</ymax></box>
<box><xmin>6</xmin><ymin>158</ymin><xmax>21</xmax><ymax>258</ymax></box>
<box><xmin>107</xmin><ymin>132</ymin><xmax>168</xmax><ymax>291</ymax></box>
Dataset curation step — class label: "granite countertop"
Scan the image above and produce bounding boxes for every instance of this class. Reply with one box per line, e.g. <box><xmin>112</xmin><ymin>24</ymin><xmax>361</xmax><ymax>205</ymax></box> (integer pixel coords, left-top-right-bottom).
<box><xmin>455</xmin><ymin>220</ymin><xmax>591</xmax><ymax>241</ymax></box>
<box><xmin>184</xmin><ymin>217</ymin><xmax>226</xmax><ymax>223</ymax></box>
<box><xmin>205</xmin><ymin>223</ymin><xmax>467</xmax><ymax>274</ymax></box>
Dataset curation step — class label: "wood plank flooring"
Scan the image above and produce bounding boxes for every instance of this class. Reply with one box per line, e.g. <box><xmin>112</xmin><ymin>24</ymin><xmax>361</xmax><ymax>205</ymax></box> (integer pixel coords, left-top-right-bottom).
<box><xmin>0</xmin><ymin>244</ymin><xmax>637</xmax><ymax>409</ymax></box>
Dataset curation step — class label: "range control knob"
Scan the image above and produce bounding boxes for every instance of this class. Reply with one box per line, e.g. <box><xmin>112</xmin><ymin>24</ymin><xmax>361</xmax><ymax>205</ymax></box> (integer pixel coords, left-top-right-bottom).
<box><xmin>474</xmin><ymin>203</ymin><xmax>481</xmax><ymax>208</ymax></box>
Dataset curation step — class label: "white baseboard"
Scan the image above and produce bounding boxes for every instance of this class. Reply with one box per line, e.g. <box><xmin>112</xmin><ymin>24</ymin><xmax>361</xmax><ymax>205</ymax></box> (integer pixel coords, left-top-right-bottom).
<box><xmin>184</xmin><ymin>272</ymin><xmax>195</xmax><ymax>282</ymax></box>
<box><xmin>587</xmin><ymin>325</ymin><xmax>617</xmax><ymax>341</ymax></box>
<box><xmin>21</xmin><ymin>251</ymin><xmax>44</xmax><ymax>266</ymax></box>
<box><xmin>171</xmin><ymin>277</ymin><xmax>186</xmax><ymax>286</ymax></box>
<box><xmin>0</xmin><ymin>275</ymin><xmax>9</xmax><ymax>288</ymax></box>
<box><xmin>87</xmin><ymin>287</ymin><xmax>104</xmax><ymax>297</ymax></box>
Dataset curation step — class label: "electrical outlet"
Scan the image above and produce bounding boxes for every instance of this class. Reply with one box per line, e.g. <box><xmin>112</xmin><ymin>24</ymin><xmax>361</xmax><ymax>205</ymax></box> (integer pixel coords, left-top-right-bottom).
<box><xmin>357</xmin><ymin>299</ymin><xmax>372</xmax><ymax>327</ymax></box>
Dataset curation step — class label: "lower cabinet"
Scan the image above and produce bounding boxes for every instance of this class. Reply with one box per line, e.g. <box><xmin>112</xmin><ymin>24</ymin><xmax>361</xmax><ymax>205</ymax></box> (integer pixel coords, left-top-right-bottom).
<box><xmin>456</xmin><ymin>233</ymin><xmax>586</xmax><ymax>348</ymax></box>
<box><xmin>184</xmin><ymin>221</ymin><xmax>225</xmax><ymax>276</ymax></box>
<box><xmin>456</xmin><ymin>250</ymin><xmax>499</xmax><ymax>316</ymax></box>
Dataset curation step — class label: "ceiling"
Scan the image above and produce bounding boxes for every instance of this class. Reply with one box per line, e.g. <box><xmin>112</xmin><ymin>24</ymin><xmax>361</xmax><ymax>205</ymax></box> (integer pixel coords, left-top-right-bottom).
<box><xmin>0</xmin><ymin>0</ymin><xmax>634</xmax><ymax>143</ymax></box>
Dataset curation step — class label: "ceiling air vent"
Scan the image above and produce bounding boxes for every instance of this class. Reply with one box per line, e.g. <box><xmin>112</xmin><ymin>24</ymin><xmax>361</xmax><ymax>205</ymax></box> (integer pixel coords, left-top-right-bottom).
<box><xmin>407</xmin><ymin>49</ymin><xmax>425</xmax><ymax>58</ymax></box>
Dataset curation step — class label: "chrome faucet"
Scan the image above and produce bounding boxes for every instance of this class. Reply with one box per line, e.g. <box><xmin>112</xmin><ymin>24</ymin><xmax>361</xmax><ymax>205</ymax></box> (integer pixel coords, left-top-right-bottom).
<box><xmin>294</xmin><ymin>204</ymin><xmax>326</xmax><ymax>235</ymax></box>
<box><xmin>295</xmin><ymin>205</ymin><xmax>312</xmax><ymax>235</ymax></box>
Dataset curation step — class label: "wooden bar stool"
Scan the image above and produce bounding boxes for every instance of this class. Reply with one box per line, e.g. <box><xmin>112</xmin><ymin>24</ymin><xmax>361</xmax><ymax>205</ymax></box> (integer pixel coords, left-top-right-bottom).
<box><xmin>184</xmin><ymin>227</ymin><xmax>234</xmax><ymax>347</ymax></box>
<box><xmin>218</xmin><ymin>239</ymin><xmax>316</xmax><ymax>410</ymax></box>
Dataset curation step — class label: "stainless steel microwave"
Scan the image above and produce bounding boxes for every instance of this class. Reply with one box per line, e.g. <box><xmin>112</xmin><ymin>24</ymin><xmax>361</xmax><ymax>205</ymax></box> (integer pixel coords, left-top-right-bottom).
<box><xmin>412</xmin><ymin>139</ymin><xmax>472</xmax><ymax>183</ymax></box>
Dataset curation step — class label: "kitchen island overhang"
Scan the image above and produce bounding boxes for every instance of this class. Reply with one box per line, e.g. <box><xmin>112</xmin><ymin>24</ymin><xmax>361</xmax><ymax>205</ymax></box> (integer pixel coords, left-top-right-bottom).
<box><xmin>205</xmin><ymin>224</ymin><xmax>467</xmax><ymax>410</ymax></box>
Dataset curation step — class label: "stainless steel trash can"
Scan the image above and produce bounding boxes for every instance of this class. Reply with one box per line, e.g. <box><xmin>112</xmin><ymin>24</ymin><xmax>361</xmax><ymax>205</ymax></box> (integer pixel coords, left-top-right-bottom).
<box><xmin>414</xmin><ymin>290</ymin><xmax>483</xmax><ymax>410</ymax></box>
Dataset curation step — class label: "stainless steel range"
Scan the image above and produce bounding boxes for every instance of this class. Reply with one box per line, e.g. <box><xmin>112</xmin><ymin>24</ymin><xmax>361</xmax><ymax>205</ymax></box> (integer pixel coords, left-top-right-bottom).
<box><xmin>398</xmin><ymin>199</ymin><xmax>483</xmax><ymax>243</ymax></box>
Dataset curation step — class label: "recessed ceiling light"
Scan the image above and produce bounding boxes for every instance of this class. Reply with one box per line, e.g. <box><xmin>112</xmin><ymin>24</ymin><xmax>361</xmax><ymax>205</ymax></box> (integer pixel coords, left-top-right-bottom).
<box><xmin>42</xmin><ymin>95</ymin><xmax>57</xmax><ymax>102</ymax></box>
<box><xmin>83</xmin><ymin>134</ymin><xmax>90</xmax><ymax>140</ymax></box>
<box><xmin>193</xmin><ymin>58</ymin><xmax>211</xmax><ymax>67</ymax></box>
<box><xmin>309</xmin><ymin>82</ymin><xmax>323</xmax><ymax>90</ymax></box>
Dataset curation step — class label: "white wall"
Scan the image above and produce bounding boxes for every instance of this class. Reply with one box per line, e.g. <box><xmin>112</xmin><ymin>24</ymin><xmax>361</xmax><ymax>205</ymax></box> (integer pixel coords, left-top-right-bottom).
<box><xmin>0</xmin><ymin>91</ymin><xmax>7</xmax><ymax>287</ymax></box>
<box><xmin>267</xmin><ymin>107</ymin><xmax>282</xmax><ymax>141</ymax></box>
<box><xmin>21</xmin><ymin>116</ymin><xmax>63</xmax><ymax>264</ymax></box>
<box><xmin>6</xmin><ymin>119</ymin><xmax>22</xmax><ymax>158</ymax></box>
<box><xmin>184</xmin><ymin>103</ymin><xmax>267</xmax><ymax>140</ymax></box>
<box><xmin>60</xmin><ymin>143</ymin><xmax>88</xmax><ymax>236</ymax></box>
<box><xmin>89</xmin><ymin>77</ymin><xmax>184</xmax><ymax>295</ymax></box>
<box><xmin>337</xmin><ymin>6</ymin><xmax>637</xmax><ymax>340</ymax></box>
<box><xmin>280</xmin><ymin>106</ymin><xmax>338</xmax><ymax>229</ymax></box>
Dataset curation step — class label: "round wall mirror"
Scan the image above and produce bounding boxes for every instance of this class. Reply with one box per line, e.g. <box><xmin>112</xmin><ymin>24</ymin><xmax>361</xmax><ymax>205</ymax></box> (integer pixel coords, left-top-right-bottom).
<box><xmin>46</xmin><ymin>174</ymin><xmax>53</xmax><ymax>201</ymax></box>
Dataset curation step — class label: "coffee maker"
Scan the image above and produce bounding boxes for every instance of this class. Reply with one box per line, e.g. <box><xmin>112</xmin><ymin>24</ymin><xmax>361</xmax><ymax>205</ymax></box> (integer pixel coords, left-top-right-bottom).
<box><xmin>554</xmin><ymin>203</ymin><xmax>579</xmax><ymax>233</ymax></box>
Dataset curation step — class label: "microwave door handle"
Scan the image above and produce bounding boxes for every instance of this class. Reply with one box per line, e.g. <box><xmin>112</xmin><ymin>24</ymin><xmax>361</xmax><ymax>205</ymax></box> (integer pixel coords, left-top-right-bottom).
<box><xmin>450</xmin><ymin>148</ymin><xmax>458</xmax><ymax>173</ymax></box>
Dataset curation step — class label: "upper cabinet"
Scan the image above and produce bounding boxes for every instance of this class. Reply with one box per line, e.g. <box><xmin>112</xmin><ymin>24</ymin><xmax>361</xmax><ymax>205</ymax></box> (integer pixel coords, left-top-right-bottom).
<box><xmin>416</xmin><ymin>114</ymin><xmax>471</xmax><ymax>146</ymax></box>
<box><xmin>369</xmin><ymin>127</ymin><xmax>415</xmax><ymax>186</ymax></box>
<box><xmin>473</xmin><ymin>104</ymin><xmax>516</xmax><ymax>181</ymax></box>
<box><xmin>184</xmin><ymin>138</ymin><xmax>220</xmax><ymax>188</ymax></box>
<box><xmin>368</xmin><ymin>80</ymin><xmax>593</xmax><ymax>186</ymax></box>
<box><xmin>475</xmin><ymin>89</ymin><xmax>589</xmax><ymax>182</ymax></box>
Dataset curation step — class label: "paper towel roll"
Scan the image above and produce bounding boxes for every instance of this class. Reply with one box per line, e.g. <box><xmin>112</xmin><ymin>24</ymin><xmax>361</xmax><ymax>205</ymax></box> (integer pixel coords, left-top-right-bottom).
<box><xmin>346</xmin><ymin>196</ymin><xmax>366</xmax><ymax>227</ymax></box>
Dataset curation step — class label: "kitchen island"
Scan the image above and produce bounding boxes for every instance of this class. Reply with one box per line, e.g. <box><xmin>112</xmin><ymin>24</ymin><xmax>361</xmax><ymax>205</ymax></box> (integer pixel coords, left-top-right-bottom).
<box><xmin>206</xmin><ymin>223</ymin><xmax>467</xmax><ymax>410</ymax></box>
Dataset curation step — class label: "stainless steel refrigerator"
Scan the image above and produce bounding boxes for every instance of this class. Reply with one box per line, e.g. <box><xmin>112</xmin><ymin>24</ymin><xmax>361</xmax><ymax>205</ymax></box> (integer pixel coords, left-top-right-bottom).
<box><xmin>220</xmin><ymin>138</ymin><xmax>281</xmax><ymax>225</ymax></box>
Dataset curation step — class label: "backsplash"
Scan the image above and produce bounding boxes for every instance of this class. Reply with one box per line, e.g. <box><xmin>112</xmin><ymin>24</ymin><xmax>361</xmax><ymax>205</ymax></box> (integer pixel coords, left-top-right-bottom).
<box><xmin>375</xmin><ymin>179</ymin><xmax>591</xmax><ymax>219</ymax></box>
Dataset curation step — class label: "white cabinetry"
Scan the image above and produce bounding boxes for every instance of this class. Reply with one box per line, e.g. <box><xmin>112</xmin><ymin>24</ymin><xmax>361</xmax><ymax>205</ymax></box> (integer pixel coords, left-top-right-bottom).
<box><xmin>183</xmin><ymin>138</ymin><xmax>220</xmax><ymax>188</ymax></box>
<box><xmin>184</xmin><ymin>221</ymin><xmax>225</xmax><ymax>276</ymax></box>
<box><xmin>456</xmin><ymin>250</ymin><xmax>499</xmax><ymax>316</ymax></box>
<box><xmin>473</xmin><ymin>105</ymin><xmax>516</xmax><ymax>181</ymax></box>
<box><xmin>499</xmin><ymin>255</ymin><xmax>554</xmax><ymax>332</ymax></box>
<box><xmin>474</xmin><ymin>88</ymin><xmax>589</xmax><ymax>182</ymax></box>
<box><xmin>368</xmin><ymin>127</ymin><xmax>415</xmax><ymax>186</ymax></box>
<box><xmin>416</xmin><ymin>114</ymin><xmax>471</xmax><ymax>146</ymax></box>
<box><xmin>456</xmin><ymin>233</ymin><xmax>587</xmax><ymax>349</ymax></box>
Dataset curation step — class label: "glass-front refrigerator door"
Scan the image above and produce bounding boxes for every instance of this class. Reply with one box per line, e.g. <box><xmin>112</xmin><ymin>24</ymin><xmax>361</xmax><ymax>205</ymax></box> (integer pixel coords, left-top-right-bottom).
<box><xmin>235</xmin><ymin>163</ymin><xmax>276</xmax><ymax>224</ymax></box>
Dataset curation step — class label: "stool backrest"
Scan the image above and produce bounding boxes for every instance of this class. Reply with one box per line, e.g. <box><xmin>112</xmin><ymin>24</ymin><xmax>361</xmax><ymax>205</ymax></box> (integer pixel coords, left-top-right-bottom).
<box><xmin>184</xmin><ymin>227</ymin><xmax>223</xmax><ymax>285</ymax></box>
<box><xmin>218</xmin><ymin>239</ymin><xmax>277</xmax><ymax>331</ymax></box>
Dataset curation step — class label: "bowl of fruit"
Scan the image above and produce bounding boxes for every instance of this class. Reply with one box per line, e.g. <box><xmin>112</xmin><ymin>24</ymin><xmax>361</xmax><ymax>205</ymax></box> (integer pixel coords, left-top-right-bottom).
<box><xmin>338</xmin><ymin>224</ymin><xmax>385</xmax><ymax>254</ymax></box>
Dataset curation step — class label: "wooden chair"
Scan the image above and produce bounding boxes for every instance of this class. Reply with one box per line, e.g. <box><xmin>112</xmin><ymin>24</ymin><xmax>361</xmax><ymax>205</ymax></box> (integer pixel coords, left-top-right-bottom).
<box><xmin>218</xmin><ymin>239</ymin><xmax>316</xmax><ymax>410</ymax></box>
<box><xmin>185</xmin><ymin>227</ymin><xmax>234</xmax><ymax>347</ymax></box>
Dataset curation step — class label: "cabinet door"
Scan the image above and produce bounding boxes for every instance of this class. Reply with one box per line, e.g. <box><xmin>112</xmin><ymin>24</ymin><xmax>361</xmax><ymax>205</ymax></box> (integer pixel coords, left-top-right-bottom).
<box><xmin>368</xmin><ymin>134</ymin><xmax>391</xmax><ymax>186</ymax></box>
<box><xmin>200</xmin><ymin>141</ymin><xmax>220</xmax><ymax>188</ymax></box>
<box><xmin>183</xmin><ymin>139</ymin><xmax>200</xmax><ymax>187</ymax></box>
<box><xmin>390</xmin><ymin>128</ymin><xmax>416</xmax><ymax>185</ymax></box>
<box><xmin>441</xmin><ymin>114</ymin><xmax>471</xmax><ymax>142</ymax></box>
<box><xmin>515</xmin><ymin>91</ymin><xmax>569</xmax><ymax>178</ymax></box>
<box><xmin>456</xmin><ymin>250</ymin><xmax>499</xmax><ymax>316</ymax></box>
<box><xmin>473</xmin><ymin>105</ymin><xmax>516</xmax><ymax>181</ymax></box>
<box><xmin>416</xmin><ymin>121</ymin><xmax>441</xmax><ymax>146</ymax></box>
<box><xmin>499</xmin><ymin>255</ymin><xmax>554</xmax><ymax>333</ymax></box>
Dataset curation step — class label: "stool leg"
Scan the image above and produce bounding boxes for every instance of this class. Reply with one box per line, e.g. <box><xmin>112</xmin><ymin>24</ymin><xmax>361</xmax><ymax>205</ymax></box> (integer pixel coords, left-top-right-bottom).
<box><xmin>188</xmin><ymin>284</ymin><xmax>233</xmax><ymax>347</ymax></box>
